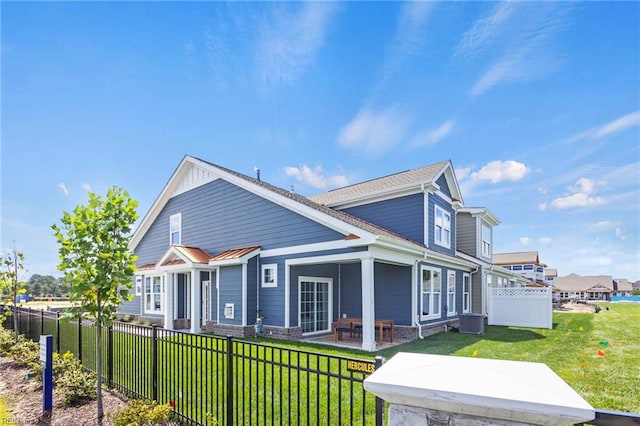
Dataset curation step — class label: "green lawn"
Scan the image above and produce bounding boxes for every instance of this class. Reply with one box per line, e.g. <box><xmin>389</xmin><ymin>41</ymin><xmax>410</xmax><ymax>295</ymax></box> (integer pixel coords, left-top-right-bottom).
<box><xmin>0</xmin><ymin>396</ymin><xmax>11</xmax><ymax>422</ymax></box>
<box><xmin>262</xmin><ymin>303</ymin><xmax>640</xmax><ymax>413</ymax></box>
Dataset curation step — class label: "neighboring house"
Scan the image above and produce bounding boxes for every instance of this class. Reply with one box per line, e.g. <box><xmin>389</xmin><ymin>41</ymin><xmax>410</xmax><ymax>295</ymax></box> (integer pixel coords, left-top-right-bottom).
<box><xmin>120</xmin><ymin>156</ymin><xmax>511</xmax><ymax>351</ymax></box>
<box><xmin>554</xmin><ymin>273</ymin><xmax>613</xmax><ymax>301</ymax></box>
<box><xmin>633</xmin><ymin>281</ymin><xmax>640</xmax><ymax>292</ymax></box>
<box><xmin>493</xmin><ymin>251</ymin><xmax>547</xmax><ymax>284</ymax></box>
<box><xmin>612</xmin><ymin>279</ymin><xmax>633</xmax><ymax>297</ymax></box>
<box><xmin>544</xmin><ymin>268</ymin><xmax>558</xmax><ymax>286</ymax></box>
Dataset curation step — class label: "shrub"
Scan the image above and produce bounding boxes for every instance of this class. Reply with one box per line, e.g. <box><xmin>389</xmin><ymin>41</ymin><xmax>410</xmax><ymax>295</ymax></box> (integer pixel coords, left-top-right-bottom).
<box><xmin>10</xmin><ymin>336</ymin><xmax>41</xmax><ymax>374</ymax></box>
<box><xmin>0</xmin><ymin>326</ymin><xmax>14</xmax><ymax>355</ymax></box>
<box><xmin>113</xmin><ymin>399</ymin><xmax>173</xmax><ymax>426</ymax></box>
<box><xmin>53</xmin><ymin>351</ymin><xmax>97</xmax><ymax>406</ymax></box>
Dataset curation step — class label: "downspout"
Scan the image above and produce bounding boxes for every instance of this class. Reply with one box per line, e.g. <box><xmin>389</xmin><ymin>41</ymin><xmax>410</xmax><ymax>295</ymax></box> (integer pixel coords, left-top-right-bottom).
<box><xmin>415</xmin><ymin>259</ymin><xmax>424</xmax><ymax>339</ymax></box>
<box><xmin>338</xmin><ymin>264</ymin><xmax>341</xmax><ymax>319</ymax></box>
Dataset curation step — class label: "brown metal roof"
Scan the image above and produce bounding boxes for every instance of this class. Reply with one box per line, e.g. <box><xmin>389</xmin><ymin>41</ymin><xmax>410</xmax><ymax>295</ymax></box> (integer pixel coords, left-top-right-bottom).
<box><xmin>210</xmin><ymin>245</ymin><xmax>261</xmax><ymax>261</ymax></box>
<box><xmin>137</xmin><ymin>263</ymin><xmax>157</xmax><ymax>271</ymax></box>
<box><xmin>493</xmin><ymin>251</ymin><xmax>546</xmax><ymax>267</ymax></box>
<box><xmin>172</xmin><ymin>245</ymin><xmax>213</xmax><ymax>264</ymax></box>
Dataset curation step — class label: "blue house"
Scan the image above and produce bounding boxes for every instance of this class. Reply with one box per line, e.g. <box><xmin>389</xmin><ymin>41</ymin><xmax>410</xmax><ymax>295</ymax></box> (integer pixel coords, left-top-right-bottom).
<box><xmin>120</xmin><ymin>155</ymin><xmax>516</xmax><ymax>351</ymax></box>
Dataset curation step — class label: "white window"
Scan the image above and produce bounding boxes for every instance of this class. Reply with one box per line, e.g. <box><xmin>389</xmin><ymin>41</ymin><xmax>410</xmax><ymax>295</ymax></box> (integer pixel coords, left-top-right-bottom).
<box><xmin>144</xmin><ymin>275</ymin><xmax>165</xmax><ymax>314</ymax></box>
<box><xmin>447</xmin><ymin>271</ymin><xmax>456</xmax><ymax>316</ymax></box>
<box><xmin>421</xmin><ymin>266</ymin><xmax>441</xmax><ymax>319</ymax></box>
<box><xmin>481</xmin><ymin>224</ymin><xmax>491</xmax><ymax>257</ymax></box>
<box><xmin>434</xmin><ymin>206</ymin><xmax>451</xmax><ymax>248</ymax></box>
<box><xmin>170</xmin><ymin>213</ymin><xmax>181</xmax><ymax>245</ymax></box>
<box><xmin>261</xmin><ymin>264</ymin><xmax>277</xmax><ymax>288</ymax></box>
<box><xmin>463</xmin><ymin>273</ymin><xmax>470</xmax><ymax>313</ymax></box>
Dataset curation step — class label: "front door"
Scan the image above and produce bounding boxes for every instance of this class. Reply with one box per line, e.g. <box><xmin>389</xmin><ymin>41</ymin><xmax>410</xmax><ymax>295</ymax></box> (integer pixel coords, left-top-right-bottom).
<box><xmin>299</xmin><ymin>276</ymin><xmax>332</xmax><ymax>334</ymax></box>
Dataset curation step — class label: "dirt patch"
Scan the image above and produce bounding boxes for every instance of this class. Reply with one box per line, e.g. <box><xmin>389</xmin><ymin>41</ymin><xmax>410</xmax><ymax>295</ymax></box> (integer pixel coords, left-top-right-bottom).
<box><xmin>554</xmin><ymin>301</ymin><xmax>600</xmax><ymax>313</ymax></box>
<box><xmin>0</xmin><ymin>356</ymin><xmax>127</xmax><ymax>425</ymax></box>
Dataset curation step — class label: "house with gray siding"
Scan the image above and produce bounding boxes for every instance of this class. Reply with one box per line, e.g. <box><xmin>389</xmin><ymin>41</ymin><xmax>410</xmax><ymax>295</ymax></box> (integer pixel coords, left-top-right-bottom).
<box><xmin>121</xmin><ymin>155</ymin><xmax>517</xmax><ymax>351</ymax></box>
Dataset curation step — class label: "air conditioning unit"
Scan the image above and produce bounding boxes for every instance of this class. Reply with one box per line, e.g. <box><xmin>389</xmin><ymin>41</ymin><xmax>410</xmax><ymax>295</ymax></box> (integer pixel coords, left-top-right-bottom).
<box><xmin>459</xmin><ymin>314</ymin><xmax>485</xmax><ymax>334</ymax></box>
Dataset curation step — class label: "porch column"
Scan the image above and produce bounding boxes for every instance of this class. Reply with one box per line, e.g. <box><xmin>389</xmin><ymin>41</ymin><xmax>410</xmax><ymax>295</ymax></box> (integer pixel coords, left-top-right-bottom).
<box><xmin>164</xmin><ymin>273</ymin><xmax>174</xmax><ymax>330</ymax></box>
<box><xmin>361</xmin><ymin>256</ymin><xmax>376</xmax><ymax>352</ymax></box>
<box><xmin>190</xmin><ymin>270</ymin><xmax>201</xmax><ymax>333</ymax></box>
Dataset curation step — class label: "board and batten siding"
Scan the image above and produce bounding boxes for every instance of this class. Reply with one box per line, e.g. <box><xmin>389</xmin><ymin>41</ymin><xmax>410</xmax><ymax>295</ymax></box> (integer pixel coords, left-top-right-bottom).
<box><xmin>135</xmin><ymin>179</ymin><xmax>346</xmax><ymax>266</ymax></box>
<box><xmin>456</xmin><ymin>214</ymin><xmax>478</xmax><ymax>258</ymax></box>
<box><xmin>427</xmin><ymin>194</ymin><xmax>456</xmax><ymax>257</ymax></box>
<box><xmin>218</xmin><ymin>265</ymin><xmax>243</xmax><ymax>325</ymax></box>
<box><xmin>471</xmin><ymin>271</ymin><xmax>483</xmax><ymax>314</ymax></box>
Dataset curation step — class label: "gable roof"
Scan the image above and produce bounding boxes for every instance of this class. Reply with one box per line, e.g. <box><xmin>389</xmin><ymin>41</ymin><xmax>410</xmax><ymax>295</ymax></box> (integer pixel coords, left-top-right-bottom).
<box><xmin>554</xmin><ymin>273</ymin><xmax>613</xmax><ymax>292</ymax></box>
<box><xmin>493</xmin><ymin>251</ymin><xmax>546</xmax><ymax>267</ymax></box>
<box><xmin>130</xmin><ymin>155</ymin><xmax>428</xmax><ymax>256</ymax></box>
<box><xmin>613</xmin><ymin>278</ymin><xmax>633</xmax><ymax>292</ymax></box>
<box><xmin>308</xmin><ymin>160</ymin><xmax>462</xmax><ymax>207</ymax></box>
<box><xmin>457</xmin><ymin>207</ymin><xmax>501</xmax><ymax>227</ymax></box>
<box><xmin>544</xmin><ymin>268</ymin><xmax>558</xmax><ymax>277</ymax></box>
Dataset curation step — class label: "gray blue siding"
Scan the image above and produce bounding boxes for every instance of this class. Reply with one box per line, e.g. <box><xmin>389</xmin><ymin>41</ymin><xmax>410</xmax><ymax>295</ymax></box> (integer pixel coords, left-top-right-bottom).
<box><xmin>342</xmin><ymin>194</ymin><xmax>424</xmax><ymax>244</ymax></box>
<box><xmin>246</xmin><ymin>257</ymin><xmax>258</xmax><ymax>325</ymax></box>
<box><xmin>436</xmin><ymin>173</ymin><xmax>452</xmax><ymax>198</ymax></box>
<box><xmin>374</xmin><ymin>263</ymin><xmax>412</xmax><ymax>325</ymax></box>
<box><xmin>456</xmin><ymin>213</ymin><xmax>477</xmax><ymax>257</ymax></box>
<box><xmin>218</xmin><ymin>265</ymin><xmax>243</xmax><ymax>325</ymax></box>
<box><xmin>135</xmin><ymin>179</ymin><xmax>345</xmax><ymax>266</ymax></box>
<box><xmin>119</xmin><ymin>295</ymin><xmax>141</xmax><ymax>316</ymax></box>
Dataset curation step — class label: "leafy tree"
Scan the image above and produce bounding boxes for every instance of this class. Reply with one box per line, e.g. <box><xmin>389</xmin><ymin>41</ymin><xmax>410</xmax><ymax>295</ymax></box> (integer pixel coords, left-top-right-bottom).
<box><xmin>52</xmin><ymin>187</ymin><xmax>138</xmax><ymax>425</ymax></box>
<box><xmin>0</xmin><ymin>244</ymin><xmax>27</xmax><ymax>342</ymax></box>
<box><xmin>632</xmin><ymin>289</ymin><xmax>640</xmax><ymax>296</ymax></box>
<box><xmin>27</xmin><ymin>274</ymin><xmax>66</xmax><ymax>297</ymax></box>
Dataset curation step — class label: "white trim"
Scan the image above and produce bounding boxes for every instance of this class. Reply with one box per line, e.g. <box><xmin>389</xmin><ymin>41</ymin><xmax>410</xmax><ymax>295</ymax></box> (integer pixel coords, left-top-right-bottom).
<box><xmin>284</xmin><ymin>263</ymin><xmax>290</xmax><ymax>328</ymax></box>
<box><xmin>423</xmin><ymin>192</ymin><xmax>429</xmax><ymax>247</ymax></box>
<box><xmin>463</xmin><ymin>272</ymin><xmax>471</xmax><ymax>314</ymax></box>
<box><xmin>216</xmin><ymin>270</ymin><xmax>220</xmax><ymax>323</ymax></box>
<box><xmin>260</xmin><ymin>239</ymin><xmax>366</xmax><ymax>258</ymax></box>
<box><xmin>361</xmin><ymin>257</ymin><xmax>376</xmax><ymax>351</ymax></box>
<box><xmin>434</xmin><ymin>205</ymin><xmax>451</xmax><ymax>249</ymax></box>
<box><xmin>261</xmin><ymin>263</ymin><xmax>278</xmax><ymax>288</ymax></box>
<box><xmin>447</xmin><ymin>270</ymin><xmax>457</xmax><ymax>317</ymax></box>
<box><xmin>411</xmin><ymin>262</ymin><xmax>418</xmax><ymax>325</ymax></box>
<box><xmin>242</xmin><ymin>263</ymin><xmax>247</xmax><ymax>327</ymax></box>
<box><xmin>143</xmin><ymin>274</ymin><xmax>165</xmax><ymax>315</ymax></box>
<box><xmin>164</xmin><ymin>273</ymin><xmax>174</xmax><ymax>330</ymax></box>
<box><xmin>189</xmin><ymin>269</ymin><xmax>200</xmax><ymax>333</ymax></box>
<box><xmin>420</xmin><ymin>265</ymin><xmax>442</xmax><ymax>321</ymax></box>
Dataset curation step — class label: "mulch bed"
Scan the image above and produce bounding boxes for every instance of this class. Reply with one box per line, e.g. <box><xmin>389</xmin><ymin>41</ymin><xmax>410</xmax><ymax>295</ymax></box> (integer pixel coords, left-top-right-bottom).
<box><xmin>0</xmin><ymin>356</ymin><xmax>127</xmax><ymax>425</ymax></box>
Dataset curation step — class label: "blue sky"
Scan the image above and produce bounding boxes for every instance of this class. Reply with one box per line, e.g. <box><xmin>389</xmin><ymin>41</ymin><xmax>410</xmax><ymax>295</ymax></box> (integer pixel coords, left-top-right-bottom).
<box><xmin>2</xmin><ymin>1</ymin><xmax>639</xmax><ymax>281</ymax></box>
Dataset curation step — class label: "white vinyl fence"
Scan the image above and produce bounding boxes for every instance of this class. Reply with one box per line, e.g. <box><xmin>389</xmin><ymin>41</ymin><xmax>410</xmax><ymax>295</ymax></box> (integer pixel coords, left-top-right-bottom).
<box><xmin>488</xmin><ymin>287</ymin><xmax>552</xmax><ymax>329</ymax></box>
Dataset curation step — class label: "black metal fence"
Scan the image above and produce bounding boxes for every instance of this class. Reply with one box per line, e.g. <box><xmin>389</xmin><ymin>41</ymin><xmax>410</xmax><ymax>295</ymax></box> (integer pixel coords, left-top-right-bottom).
<box><xmin>4</xmin><ymin>306</ymin><xmax>385</xmax><ymax>425</ymax></box>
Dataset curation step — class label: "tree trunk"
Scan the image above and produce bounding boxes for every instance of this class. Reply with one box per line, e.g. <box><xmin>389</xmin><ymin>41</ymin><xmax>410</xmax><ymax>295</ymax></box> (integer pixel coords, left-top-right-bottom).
<box><xmin>12</xmin><ymin>291</ymin><xmax>18</xmax><ymax>343</ymax></box>
<box><xmin>96</xmin><ymin>307</ymin><xmax>104</xmax><ymax>426</ymax></box>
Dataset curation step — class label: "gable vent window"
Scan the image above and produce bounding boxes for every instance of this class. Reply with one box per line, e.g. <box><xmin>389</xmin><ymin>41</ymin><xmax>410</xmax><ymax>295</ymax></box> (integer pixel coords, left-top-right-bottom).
<box><xmin>170</xmin><ymin>213</ymin><xmax>182</xmax><ymax>245</ymax></box>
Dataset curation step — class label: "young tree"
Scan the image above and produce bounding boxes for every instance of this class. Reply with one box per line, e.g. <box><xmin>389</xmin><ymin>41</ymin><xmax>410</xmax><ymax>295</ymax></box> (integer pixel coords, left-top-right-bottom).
<box><xmin>52</xmin><ymin>187</ymin><xmax>138</xmax><ymax>425</ymax></box>
<box><xmin>0</xmin><ymin>244</ymin><xmax>27</xmax><ymax>342</ymax></box>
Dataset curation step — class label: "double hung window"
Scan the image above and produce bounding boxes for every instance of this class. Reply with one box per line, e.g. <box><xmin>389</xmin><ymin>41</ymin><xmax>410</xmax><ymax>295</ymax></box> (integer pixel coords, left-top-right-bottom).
<box><xmin>144</xmin><ymin>275</ymin><xmax>165</xmax><ymax>314</ymax></box>
<box><xmin>421</xmin><ymin>266</ymin><xmax>441</xmax><ymax>319</ymax></box>
<box><xmin>434</xmin><ymin>206</ymin><xmax>451</xmax><ymax>248</ymax></box>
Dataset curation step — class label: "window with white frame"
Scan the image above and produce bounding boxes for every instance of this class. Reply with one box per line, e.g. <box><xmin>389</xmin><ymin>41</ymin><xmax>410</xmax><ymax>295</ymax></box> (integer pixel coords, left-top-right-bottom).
<box><xmin>462</xmin><ymin>273</ymin><xmax>470</xmax><ymax>313</ymax></box>
<box><xmin>144</xmin><ymin>275</ymin><xmax>165</xmax><ymax>314</ymax></box>
<box><xmin>434</xmin><ymin>206</ymin><xmax>451</xmax><ymax>248</ymax></box>
<box><xmin>481</xmin><ymin>224</ymin><xmax>491</xmax><ymax>257</ymax></box>
<box><xmin>447</xmin><ymin>271</ymin><xmax>456</xmax><ymax>316</ymax></box>
<box><xmin>261</xmin><ymin>264</ymin><xmax>277</xmax><ymax>288</ymax></box>
<box><xmin>170</xmin><ymin>213</ymin><xmax>181</xmax><ymax>245</ymax></box>
<box><xmin>421</xmin><ymin>266</ymin><xmax>441</xmax><ymax>319</ymax></box>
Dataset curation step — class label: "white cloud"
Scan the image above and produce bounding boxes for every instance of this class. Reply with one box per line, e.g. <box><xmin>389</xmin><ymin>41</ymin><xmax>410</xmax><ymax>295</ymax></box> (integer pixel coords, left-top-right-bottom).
<box><xmin>538</xmin><ymin>202</ymin><xmax>547</xmax><ymax>211</ymax></box>
<box><xmin>285</xmin><ymin>164</ymin><xmax>348</xmax><ymax>190</ymax></box>
<box><xmin>454</xmin><ymin>166</ymin><xmax>472</xmax><ymax>181</ymax></box>
<box><xmin>470</xmin><ymin>160</ymin><xmax>530</xmax><ymax>183</ymax></box>
<box><xmin>550</xmin><ymin>177</ymin><xmax>605</xmax><ymax>209</ymax></box>
<box><xmin>591</xmin><ymin>256</ymin><xmax>613</xmax><ymax>267</ymax></box>
<box><xmin>57</xmin><ymin>182</ymin><xmax>69</xmax><ymax>196</ymax></box>
<box><xmin>410</xmin><ymin>120</ymin><xmax>455</xmax><ymax>148</ymax></box>
<box><xmin>455</xmin><ymin>1</ymin><xmax>516</xmax><ymax>58</ymax></box>
<box><xmin>257</xmin><ymin>2</ymin><xmax>339</xmax><ymax>92</ymax></box>
<box><xmin>380</xmin><ymin>1</ymin><xmax>434</xmax><ymax>83</ymax></box>
<box><xmin>538</xmin><ymin>237</ymin><xmax>552</xmax><ymax>245</ymax></box>
<box><xmin>564</xmin><ymin>110</ymin><xmax>640</xmax><ymax>144</ymax></box>
<box><xmin>337</xmin><ymin>106</ymin><xmax>411</xmax><ymax>156</ymax></box>
<box><xmin>519</xmin><ymin>237</ymin><xmax>530</xmax><ymax>246</ymax></box>
<box><xmin>587</xmin><ymin>221</ymin><xmax>618</xmax><ymax>232</ymax></box>
<box><xmin>82</xmin><ymin>183</ymin><xmax>92</xmax><ymax>192</ymax></box>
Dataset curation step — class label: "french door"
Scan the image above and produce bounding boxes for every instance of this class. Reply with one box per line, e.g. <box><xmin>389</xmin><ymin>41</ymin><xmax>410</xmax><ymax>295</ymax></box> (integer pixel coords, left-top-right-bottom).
<box><xmin>299</xmin><ymin>277</ymin><xmax>332</xmax><ymax>334</ymax></box>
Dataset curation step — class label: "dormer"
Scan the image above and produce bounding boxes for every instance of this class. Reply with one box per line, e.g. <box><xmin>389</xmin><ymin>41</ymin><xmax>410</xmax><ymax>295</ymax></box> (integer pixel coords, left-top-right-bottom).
<box><xmin>456</xmin><ymin>207</ymin><xmax>500</xmax><ymax>262</ymax></box>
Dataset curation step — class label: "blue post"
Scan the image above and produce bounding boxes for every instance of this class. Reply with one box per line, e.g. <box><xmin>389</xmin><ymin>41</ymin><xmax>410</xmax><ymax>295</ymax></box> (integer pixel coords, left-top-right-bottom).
<box><xmin>40</xmin><ymin>335</ymin><xmax>54</xmax><ymax>416</ymax></box>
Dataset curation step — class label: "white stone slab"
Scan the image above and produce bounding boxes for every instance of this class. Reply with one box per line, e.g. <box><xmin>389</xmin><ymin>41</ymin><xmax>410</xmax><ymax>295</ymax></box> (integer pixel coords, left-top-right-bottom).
<box><xmin>364</xmin><ymin>352</ymin><xmax>595</xmax><ymax>425</ymax></box>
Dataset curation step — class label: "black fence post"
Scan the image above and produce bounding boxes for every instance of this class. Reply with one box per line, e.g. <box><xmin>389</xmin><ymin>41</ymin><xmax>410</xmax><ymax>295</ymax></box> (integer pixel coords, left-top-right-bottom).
<box><xmin>27</xmin><ymin>307</ymin><xmax>31</xmax><ymax>339</ymax></box>
<box><xmin>226</xmin><ymin>335</ymin><xmax>233</xmax><ymax>426</ymax></box>
<box><xmin>78</xmin><ymin>316</ymin><xmax>83</xmax><ymax>363</ymax></box>
<box><xmin>151</xmin><ymin>325</ymin><xmax>158</xmax><ymax>402</ymax></box>
<box><xmin>41</xmin><ymin>309</ymin><xmax>44</xmax><ymax>337</ymax></box>
<box><xmin>107</xmin><ymin>325</ymin><xmax>113</xmax><ymax>388</ymax></box>
<box><xmin>374</xmin><ymin>356</ymin><xmax>385</xmax><ymax>426</ymax></box>
<box><xmin>56</xmin><ymin>312</ymin><xmax>61</xmax><ymax>353</ymax></box>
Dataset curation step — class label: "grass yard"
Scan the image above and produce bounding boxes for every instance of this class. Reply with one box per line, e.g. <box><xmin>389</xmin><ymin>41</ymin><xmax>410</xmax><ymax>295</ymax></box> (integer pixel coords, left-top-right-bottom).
<box><xmin>264</xmin><ymin>302</ymin><xmax>640</xmax><ymax>413</ymax></box>
<box><xmin>0</xmin><ymin>396</ymin><xmax>10</xmax><ymax>421</ymax></box>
